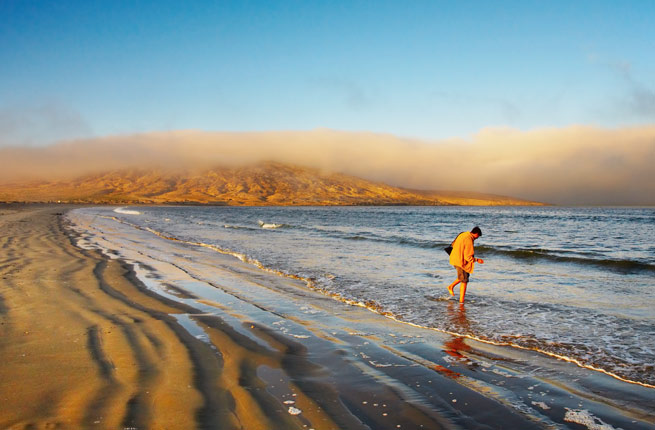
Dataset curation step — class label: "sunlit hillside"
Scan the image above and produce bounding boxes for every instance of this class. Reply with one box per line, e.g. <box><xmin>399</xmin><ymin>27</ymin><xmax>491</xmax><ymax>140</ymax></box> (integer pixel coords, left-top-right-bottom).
<box><xmin>0</xmin><ymin>162</ymin><xmax>544</xmax><ymax>206</ymax></box>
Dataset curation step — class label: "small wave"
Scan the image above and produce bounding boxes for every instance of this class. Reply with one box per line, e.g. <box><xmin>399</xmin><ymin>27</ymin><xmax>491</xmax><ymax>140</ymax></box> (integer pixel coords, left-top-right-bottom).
<box><xmin>340</xmin><ymin>231</ymin><xmax>438</xmax><ymax>248</ymax></box>
<box><xmin>339</xmin><ymin>230</ymin><xmax>653</xmax><ymax>273</ymax></box>
<box><xmin>475</xmin><ymin>245</ymin><xmax>655</xmax><ymax>273</ymax></box>
<box><xmin>258</xmin><ymin>220</ymin><xmax>285</xmax><ymax>229</ymax></box>
<box><xmin>316</xmin><ymin>227</ymin><xmax>655</xmax><ymax>273</ymax></box>
<box><xmin>223</xmin><ymin>224</ymin><xmax>258</xmax><ymax>231</ymax></box>
<box><xmin>113</xmin><ymin>207</ymin><xmax>141</xmax><ymax>215</ymax></box>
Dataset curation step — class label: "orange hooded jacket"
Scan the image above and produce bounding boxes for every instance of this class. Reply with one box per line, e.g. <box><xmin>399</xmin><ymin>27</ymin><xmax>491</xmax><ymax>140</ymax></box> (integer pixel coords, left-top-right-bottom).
<box><xmin>449</xmin><ymin>232</ymin><xmax>476</xmax><ymax>273</ymax></box>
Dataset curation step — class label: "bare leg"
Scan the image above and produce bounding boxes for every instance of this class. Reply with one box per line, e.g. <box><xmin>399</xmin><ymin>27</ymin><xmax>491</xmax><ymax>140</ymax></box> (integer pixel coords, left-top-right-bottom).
<box><xmin>459</xmin><ymin>282</ymin><xmax>468</xmax><ymax>303</ymax></box>
<box><xmin>447</xmin><ymin>279</ymin><xmax>460</xmax><ymax>296</ymax></box>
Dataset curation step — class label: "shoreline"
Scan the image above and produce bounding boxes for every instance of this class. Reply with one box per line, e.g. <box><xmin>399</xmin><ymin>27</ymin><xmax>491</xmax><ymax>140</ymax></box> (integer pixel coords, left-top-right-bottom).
<box><xmin>91</xmin><ymin>205</ymin><xmax>655</xmax><ymax>389</ymax></box>
<box><xmin>1</xmin><ymin>205</ymin><xmax>653</xmax><ymax>429</ymax></box>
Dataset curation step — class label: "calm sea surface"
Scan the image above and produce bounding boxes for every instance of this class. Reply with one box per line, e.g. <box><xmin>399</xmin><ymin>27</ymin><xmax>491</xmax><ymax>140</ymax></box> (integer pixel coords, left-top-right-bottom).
<box><xmin>70</xmin><ymin>206</ymin><xmax>655</xmax><ymax>386</ymax></box>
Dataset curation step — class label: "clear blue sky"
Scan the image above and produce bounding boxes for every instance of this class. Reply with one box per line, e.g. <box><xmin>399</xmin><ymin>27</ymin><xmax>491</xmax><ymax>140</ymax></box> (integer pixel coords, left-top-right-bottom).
<box><xmin>1</xmin><ymin>0</ymin><xmax>654</xmax><ymax>145</ymax></box>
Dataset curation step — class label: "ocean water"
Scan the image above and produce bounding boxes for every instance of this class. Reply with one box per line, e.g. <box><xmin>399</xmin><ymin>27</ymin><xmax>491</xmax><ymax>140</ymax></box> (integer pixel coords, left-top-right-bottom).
<box><xmin>70</xmin><ymin>205</ymin><xmax>655</xmax><ymax>387</ymax></box>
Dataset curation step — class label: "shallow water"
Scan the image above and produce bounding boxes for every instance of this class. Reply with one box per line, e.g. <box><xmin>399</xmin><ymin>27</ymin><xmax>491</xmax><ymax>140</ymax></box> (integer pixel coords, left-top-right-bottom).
<box><xmin>69</xmin><ymin>205</ymin><xmax>655</xmax><ymax>387</ymax></box>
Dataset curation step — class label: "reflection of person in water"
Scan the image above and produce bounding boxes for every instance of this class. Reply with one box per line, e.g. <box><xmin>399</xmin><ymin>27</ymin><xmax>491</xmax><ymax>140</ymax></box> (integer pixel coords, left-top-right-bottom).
<box><xmin>446</xmin><ymin>301</ymin><xmax>470</xmax><ymax>333</ymax></box>
<box><xmin>444</xmin><ymin>302</ymin><xmax>471</xmax><ymax>361</ymax></box>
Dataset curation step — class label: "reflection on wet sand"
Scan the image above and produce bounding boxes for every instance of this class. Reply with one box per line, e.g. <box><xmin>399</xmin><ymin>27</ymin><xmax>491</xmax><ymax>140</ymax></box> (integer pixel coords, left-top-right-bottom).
<box><xmin>446</xmin><ymin>301</ymin><xmax>471</xmax><ymax>334</ymax></box>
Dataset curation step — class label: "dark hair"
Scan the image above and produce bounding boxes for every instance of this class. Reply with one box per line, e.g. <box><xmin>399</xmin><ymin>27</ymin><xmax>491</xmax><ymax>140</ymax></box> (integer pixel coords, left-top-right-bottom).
<box><xmin>471</xmin><ymin>226</ymin><xmax>482</xmax><ymax>236</ymax></box>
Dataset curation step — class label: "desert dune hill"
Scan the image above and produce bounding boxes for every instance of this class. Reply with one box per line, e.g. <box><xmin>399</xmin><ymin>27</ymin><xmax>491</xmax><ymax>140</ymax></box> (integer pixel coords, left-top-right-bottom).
<box><xmin>0</xmin><ymin>162</ymin><xmax>543</xmax><ymax>206</ymax></box>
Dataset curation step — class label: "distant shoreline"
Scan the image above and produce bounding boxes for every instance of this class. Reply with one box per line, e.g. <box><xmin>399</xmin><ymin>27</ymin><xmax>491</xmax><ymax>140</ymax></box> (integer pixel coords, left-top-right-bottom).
<box><xmin>0</xmin><ymin>200</ymin><xmax>546</xmax><ymax>206</ymax></box>
<box><xmin>6</xmin><ymin>201</ymin><xmax>655</xmax><ymax>209</ymax></box>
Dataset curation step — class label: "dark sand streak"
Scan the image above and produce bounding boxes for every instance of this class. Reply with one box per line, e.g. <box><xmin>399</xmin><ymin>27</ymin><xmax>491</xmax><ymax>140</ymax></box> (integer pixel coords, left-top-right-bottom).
<box><xmin>0</xmin><ymin>207</ymin><xmax>210</xmax><ymax>428</ymax></box>
<box><xmin>68</xmin><ymin>221</ymin><xmax>234</xmax><ymax>429</ymax></box>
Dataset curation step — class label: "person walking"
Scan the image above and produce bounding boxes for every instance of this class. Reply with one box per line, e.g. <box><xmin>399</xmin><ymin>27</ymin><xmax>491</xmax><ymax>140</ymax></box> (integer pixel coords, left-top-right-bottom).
<box><xmin>447</xmin><ymin>226</ymin><xmax>484</xmax><ymax>303</ymax></box>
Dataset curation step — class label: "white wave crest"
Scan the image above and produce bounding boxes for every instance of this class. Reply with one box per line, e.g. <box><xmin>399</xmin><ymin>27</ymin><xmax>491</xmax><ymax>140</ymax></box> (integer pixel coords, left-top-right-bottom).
<box><xmin>113</xmin><ymin>207</ymin><xmax>141</xmax><ymax>215</ymax></box>
<box><xmin>224</xmin><ymin>224</ymin><xmax>247</xmax><ymax>229</ymax></box>
<box><xmin>258</xmin><ymin>220</ymin><xmax>284</xmax><ymax>229</ymax></box>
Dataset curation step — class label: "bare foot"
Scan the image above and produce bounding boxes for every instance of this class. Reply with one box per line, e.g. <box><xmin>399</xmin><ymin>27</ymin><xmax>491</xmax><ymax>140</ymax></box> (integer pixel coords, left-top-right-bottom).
<box><xmin>448</xmin><ymin>286</ymin><xmax>455</xmax><ymax>296</ymax></box>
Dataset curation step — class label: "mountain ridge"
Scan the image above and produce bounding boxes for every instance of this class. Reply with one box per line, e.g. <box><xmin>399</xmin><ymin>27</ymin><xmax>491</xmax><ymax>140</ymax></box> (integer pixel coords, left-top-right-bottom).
<box><xmin>0</xmin><ymin>162</ymin><xmax>545</xmax><ymax>206</ymax></box>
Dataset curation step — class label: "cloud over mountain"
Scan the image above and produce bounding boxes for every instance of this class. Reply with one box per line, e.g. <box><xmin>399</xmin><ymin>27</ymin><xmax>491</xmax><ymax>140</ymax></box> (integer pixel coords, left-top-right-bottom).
<box><xmin>1</xmin><ymin>126</ymin><xmax>653</xmax><ymax>205</ymax></box>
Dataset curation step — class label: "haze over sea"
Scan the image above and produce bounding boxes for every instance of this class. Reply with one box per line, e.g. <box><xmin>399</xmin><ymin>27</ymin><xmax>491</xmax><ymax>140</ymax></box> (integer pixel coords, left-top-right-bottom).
<box><xmin>70</xmin><ymin>205</ymin><xmax>655</xmax><ymax>387</ymax></box>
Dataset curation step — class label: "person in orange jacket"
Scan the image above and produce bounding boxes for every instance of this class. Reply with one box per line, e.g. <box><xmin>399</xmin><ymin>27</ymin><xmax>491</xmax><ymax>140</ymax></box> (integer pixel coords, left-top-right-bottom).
<box><xmin>447</xmin><ymin>226</ymin><xmax>484</xmax><ymax>303</ymax></box>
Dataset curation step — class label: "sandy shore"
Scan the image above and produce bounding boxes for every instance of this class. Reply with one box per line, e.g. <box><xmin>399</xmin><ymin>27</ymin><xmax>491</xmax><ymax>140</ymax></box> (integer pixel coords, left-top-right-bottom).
<box><xmin>1</xmin><ymin>205</ymin><xmax>653</xmax><ymax>429</ymax></box>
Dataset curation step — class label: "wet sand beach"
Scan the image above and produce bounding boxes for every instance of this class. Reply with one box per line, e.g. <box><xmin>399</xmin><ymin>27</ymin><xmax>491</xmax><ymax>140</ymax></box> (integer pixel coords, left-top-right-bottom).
<box><xmin>1</xmin><ymin>205</ymin><xmax>653</xmax><ymax>429</ymax></box>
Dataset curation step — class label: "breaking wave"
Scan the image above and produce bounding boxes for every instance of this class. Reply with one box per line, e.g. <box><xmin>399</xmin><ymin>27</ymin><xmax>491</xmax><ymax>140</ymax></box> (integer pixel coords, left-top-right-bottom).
<box><xmin>113</xmin><ymin>207</ymin><xmax>141</xmax><ymax>215</ymax></box>
<box><xmin>313</xmin><ymin>229</ymin><xmax>654</xmax><ymax>274</ymax></box>
<box><xmin>258</xmin><ymin>220</ymin><xmax>286</xmax><ymax>229</ymax></box>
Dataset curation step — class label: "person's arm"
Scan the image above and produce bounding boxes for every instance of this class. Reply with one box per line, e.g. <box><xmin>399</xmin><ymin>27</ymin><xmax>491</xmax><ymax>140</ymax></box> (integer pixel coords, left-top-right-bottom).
<box><xmin>467</xmin><ymin>239</ymin><xmax>484</xmax><ymax>264</ymax></box>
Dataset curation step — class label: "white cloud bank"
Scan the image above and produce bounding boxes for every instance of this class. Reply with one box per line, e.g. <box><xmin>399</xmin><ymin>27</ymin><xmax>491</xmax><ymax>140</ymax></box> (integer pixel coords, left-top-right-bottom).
<box><xmin>1</xmin><ymin>126</ymin><xmax>653</xmax><ymax>205</ymax></box>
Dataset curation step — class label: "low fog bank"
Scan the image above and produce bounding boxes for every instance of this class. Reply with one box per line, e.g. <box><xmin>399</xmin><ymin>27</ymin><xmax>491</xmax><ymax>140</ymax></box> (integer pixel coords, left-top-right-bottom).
<box><xmin>1</xmin><ymin>126</ymin><xmax>654</xmax><ymax>205</ymax></box>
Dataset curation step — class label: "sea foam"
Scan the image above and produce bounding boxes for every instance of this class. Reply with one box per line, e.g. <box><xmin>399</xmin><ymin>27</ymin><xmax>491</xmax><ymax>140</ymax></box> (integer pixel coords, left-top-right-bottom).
<box><xmin>113</xmin><ymin>207</ymin><xmax>141</xmax><ymax>215</ymax></box>
<box><xmin>564</xmin><ymin>408</ymin><xmax>618</xmax><ymax>430</ymax></box>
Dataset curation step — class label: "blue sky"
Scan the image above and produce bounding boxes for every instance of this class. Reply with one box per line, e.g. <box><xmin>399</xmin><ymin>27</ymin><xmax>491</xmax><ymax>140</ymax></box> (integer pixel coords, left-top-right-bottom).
<box><xmin>1</xmin><ymin>1</ymin><xmax>654</xmax><ymax>146</ymax></box>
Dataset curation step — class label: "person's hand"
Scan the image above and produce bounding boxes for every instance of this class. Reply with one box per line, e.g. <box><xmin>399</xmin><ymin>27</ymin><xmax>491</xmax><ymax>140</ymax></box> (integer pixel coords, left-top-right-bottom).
<box><xmin>476</xmin><ymin>258</ymin><xmax>484</xmax><ymax>264</ymax></box>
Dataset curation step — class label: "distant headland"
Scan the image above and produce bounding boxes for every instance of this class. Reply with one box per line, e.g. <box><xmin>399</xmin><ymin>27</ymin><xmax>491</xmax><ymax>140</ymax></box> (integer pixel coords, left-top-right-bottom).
<box><xmin>0</xmin><ymin>161</ymin><xmax>544</xmax><ymax>206</ymax></box>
